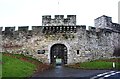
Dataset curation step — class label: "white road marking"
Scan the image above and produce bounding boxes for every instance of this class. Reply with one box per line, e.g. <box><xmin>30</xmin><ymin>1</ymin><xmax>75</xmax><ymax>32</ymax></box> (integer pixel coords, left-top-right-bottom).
<box><xmin>104</xmin><ymin>73</ymin><xmax>116</xmax><ymax>77</ymax></box>
<box><xmin>97</xmin><ymin>71</ymin><xmax>115</xmax><ymax>77</ymax></box>
<box><xmin>116</xmin><ymin>71</ymin><xmax>120</xmax><ymax>74</ymax></box>
<box><xmin>104</xmin><ymin>71</ymin><xmax>120</xmax><ymax>77</ymax></box>
<box><xmin>91</xmin><ymin>71</ymin><xmax>120</xmax><ymax>79</ymax></box>
<box><xmin>90</xmin><ymin>71</ymin><xmax>116</xmax><ymax>79</ymax></box>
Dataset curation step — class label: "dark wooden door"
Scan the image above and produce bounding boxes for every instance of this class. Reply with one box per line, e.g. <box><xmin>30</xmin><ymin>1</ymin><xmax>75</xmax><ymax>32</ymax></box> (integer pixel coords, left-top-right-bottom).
<box><xmin>50</xmin><ymin>44</ymin><xmax>67</xmax><ymax>65</ymax></box>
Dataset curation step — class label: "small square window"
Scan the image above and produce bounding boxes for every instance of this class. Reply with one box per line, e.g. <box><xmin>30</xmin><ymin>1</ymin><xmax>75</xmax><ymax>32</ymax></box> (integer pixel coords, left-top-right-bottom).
<box><xmin>77</xmin><ymin>50</ymin><xmax>79</xmax><ymax>54</ymax></box>
<box><xmin>38</xmin><ymin>50</ymin><xmax>45</xmax><ymax>54</ymax></box>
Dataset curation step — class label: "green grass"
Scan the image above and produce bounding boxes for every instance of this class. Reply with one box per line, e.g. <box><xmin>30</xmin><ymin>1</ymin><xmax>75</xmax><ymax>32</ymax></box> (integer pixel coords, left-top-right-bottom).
<box><xmin>2</xmin><ymin>54</ymin><xmax>36</xmax><ymax>78</ymax></box>
<box><xmin>79</xmin><ymin>61</ymin><xmax>113</xmax><ymax>69</ymax></box>
<box><xmin>69</xmin><ymin>59</ymin><xmax>120</xmax><ymax>70</ymax></box>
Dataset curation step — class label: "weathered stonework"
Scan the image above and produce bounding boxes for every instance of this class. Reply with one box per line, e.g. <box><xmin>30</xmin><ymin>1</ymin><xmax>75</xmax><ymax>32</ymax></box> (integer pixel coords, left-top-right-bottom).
<box><xmin>0</xmin><ymin>15</ymin><xmax>120</xmax><ymax>65</ymax></box>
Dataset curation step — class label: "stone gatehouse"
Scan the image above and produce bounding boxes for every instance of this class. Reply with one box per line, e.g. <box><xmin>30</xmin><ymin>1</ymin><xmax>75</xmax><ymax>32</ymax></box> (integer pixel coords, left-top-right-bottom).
<box><xmin>0</xmin><ymin>15</ymin><xmax>120</xmax><ymax>65</ymax></box>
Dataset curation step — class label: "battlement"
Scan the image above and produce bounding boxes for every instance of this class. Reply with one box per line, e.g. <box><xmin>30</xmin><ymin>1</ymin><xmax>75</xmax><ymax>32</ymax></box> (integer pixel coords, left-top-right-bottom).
<box><xmin>42</xmin><ymin>15</ymin><xmax>76</xmax><ymax>26</ymax></box>
<box><xmin>5</xmin><ymin>27</ymin><xmax>15</xmax><ymax>31</ymax></box>
<box><xmin>0</xmin><ymin>15</ymin><xmax>119</xmax><ymax>34</ymax></box>
<box><xmin>18</xmin><ymin>26</ymin><xmax>29</xmax><ymax>31</ymax></box>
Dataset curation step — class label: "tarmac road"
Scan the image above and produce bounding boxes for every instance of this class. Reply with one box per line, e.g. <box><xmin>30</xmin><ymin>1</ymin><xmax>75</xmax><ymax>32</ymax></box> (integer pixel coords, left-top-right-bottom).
<box><xmin>30</xmin><ymin>65</ymin><xmax>120</xmax><ymax>79</ymax></box>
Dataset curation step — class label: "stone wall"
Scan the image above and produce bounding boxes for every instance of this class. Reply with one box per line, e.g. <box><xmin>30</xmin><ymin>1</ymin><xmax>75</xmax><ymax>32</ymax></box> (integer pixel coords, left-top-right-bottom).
<box><xmin>1</xmin><ymin>26</ymin><xmax>119</xmax><ymax>64</ymax></box>
<box><xmin>0</xmin><ymin>15</ymin><xmax>120</xmax><ymax>64</ymax></box>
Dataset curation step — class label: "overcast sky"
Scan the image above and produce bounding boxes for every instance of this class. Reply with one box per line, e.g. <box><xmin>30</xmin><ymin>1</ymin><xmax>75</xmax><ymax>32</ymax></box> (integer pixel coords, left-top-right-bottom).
<box><xmin>0</xmin><ymin>0</ymin><xmax>119</xmax><ymax>28</ymax></box>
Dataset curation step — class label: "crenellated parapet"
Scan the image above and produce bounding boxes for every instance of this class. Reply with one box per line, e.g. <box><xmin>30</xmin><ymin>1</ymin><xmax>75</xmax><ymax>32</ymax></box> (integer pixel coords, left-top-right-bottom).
<box><xmin>3</xmin><ymin>27</ymin><xmax>15</xmax><ymax>38</ymax></box>
<box><xmin>0</xmin><ymin>15</ymin><xmax>119</xmax><ymax>34</ymax></box>
<box><xmin>42</xmin><ymin>15</ymin><xmax>76</xmax><ymax>26</ymax></box>
<box><xmin>1</xmin><ymin>24</ymin><xmax>120</xmax><ymax>37</ymax></box>
<box><xmin>18</xmin><ymin>26</ymin><xmax>29</xmax><ymax>32</ymax></box>
<box><xmin>0</xmin><ymin>15</ymin><xmax>120</xmax><ymax>46</ymax></box>
<box><xmin>32</xmin><ymin>26</ymin><xmax>44</xmax><ymax>35</ymax></box>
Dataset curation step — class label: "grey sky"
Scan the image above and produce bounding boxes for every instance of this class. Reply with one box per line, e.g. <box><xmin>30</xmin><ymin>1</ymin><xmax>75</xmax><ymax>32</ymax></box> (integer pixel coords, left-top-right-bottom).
<box><xmin>0</xmin><ymin>0</ymin><xmax>119</xmax><ymax>27</ymax></box>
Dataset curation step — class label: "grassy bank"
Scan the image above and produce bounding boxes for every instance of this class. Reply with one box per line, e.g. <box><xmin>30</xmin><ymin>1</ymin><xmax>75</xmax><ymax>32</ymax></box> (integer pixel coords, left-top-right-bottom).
<box><xmin>2</xmin><ymin>53</ymin><xmax>52</xmax><ymax>78</ymax></box>
<box><xmin>68</xmin><ymin>58</ymin><xmax>120</xmax><ymax>70</ymax></box>
<box><xmin>2</xmin><ymin>54</ymin><xmax>36</xmax><ymax>77</ymax></box>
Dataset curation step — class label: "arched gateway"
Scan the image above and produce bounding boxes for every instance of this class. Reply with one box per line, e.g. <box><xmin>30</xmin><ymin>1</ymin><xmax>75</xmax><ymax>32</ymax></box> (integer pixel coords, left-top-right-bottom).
<box><xmin>50</xmin><ymin>44</ymin><xmax>67</xmax><ymax>65</ymax></box>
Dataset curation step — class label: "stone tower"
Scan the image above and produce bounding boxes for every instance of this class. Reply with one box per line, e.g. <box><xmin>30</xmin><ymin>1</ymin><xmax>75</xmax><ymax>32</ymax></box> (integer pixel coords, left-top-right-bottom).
<box><xmin>94</xmin><ymin>15</ymin><xmax>112</xmax><ymax>29</ymax></box>
<box><xmin>42</xmin><ymin>15</ymin><xmax>76</xmax><ymax>26</ymax></box>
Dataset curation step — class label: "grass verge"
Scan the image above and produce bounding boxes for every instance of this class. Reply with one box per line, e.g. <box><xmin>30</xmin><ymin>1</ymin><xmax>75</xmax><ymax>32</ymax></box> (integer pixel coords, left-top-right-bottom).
<box><xmin>2</xmin><ymin>54</ymin><xmax>36</xmax><ymax>77</ymax></box>
<box><xmin>2</xmin><ymin>53</ymin><xmax>52</xmax><ymax>78</ymax></box>
<box><xmin>68</xmin><ymin>58</ymin><xmax>120</xmax><ymax>70</ymax></box>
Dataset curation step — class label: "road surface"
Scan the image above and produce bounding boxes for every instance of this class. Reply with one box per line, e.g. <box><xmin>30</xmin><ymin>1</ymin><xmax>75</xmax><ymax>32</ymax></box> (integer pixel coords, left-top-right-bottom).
<box><xmin>30</xmin><ymin>66</ymin><xmax>120</xmax><ymax>79</ymax></box>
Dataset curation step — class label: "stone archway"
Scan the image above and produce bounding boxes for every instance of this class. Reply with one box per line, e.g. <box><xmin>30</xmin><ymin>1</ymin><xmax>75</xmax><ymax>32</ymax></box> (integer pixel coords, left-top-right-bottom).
<box><xmin>50</xmin><ymin>44</ymin><xmax>67</xmax><ymax>66</ymax></box>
